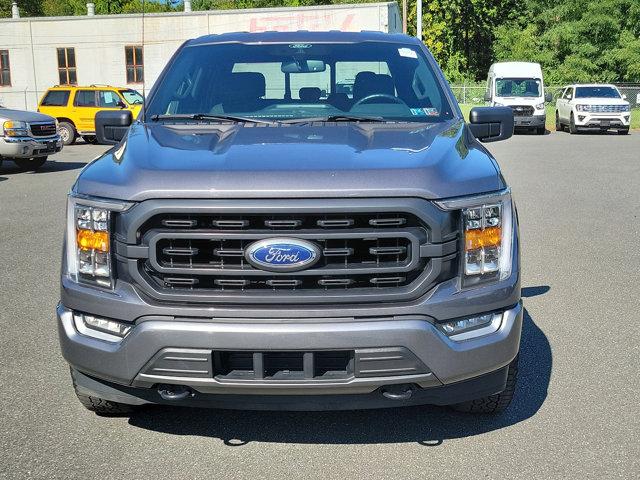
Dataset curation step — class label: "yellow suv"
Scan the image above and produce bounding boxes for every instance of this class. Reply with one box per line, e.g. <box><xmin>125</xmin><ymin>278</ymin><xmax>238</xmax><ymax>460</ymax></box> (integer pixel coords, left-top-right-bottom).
<box><xmin>38</xmin><ymin>85</ymin><xmax>143</xmax><ymax>145</ymax></box>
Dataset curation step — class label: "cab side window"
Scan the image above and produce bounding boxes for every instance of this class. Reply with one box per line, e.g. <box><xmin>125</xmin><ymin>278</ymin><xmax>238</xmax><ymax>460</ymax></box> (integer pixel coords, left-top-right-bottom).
<box><xmin>564</xmin><ymin>88</ymin><xmax>573</xmax><ymax>100</ymax></box>
<box><xmin>97</xmin><ymin>90</ymin><xmax>122</xmax><ymax>108</ymax></box>
<box><xmin>74</xmin><ymin>90</ymin><xmax>97</xmax><ymax>107</ymax></box>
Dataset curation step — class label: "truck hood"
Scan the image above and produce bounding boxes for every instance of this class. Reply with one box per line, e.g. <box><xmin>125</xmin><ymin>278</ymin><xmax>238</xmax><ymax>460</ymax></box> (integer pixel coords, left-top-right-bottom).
<box><xmin>572</xmin><ymin>97</ymin><xmax>629</xmax><ymax>106</ymax></box>
<box><xmin>494</xmin><ymin>97</ymin><xmax>542</xmax><ymax>106</ymax></box>
<box><xmin>0</xmin><ymin>108</ymin><xmax>56</xmax><ymax>123</ymax></box>
<box><xmin>75</xmin><ymin>119</ymin><xmax>503</xmax><ymax>201</ymax></box>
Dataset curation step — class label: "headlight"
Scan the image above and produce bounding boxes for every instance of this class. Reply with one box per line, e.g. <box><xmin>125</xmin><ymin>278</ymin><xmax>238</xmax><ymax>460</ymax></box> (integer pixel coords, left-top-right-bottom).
<box><xmin>576</xmin><ymin>104</ymin><xmax>591</xmax><ymax>112</ymax></box>
<box><xmin>66</xmin><ymin>194</ymin><xmax>133</xmax><ymax>289</ymax></box>
<box><xmin>435</xmin><ymin>188</ymin><xmax>514</xmax><ymax>287</ymax></box>
<box><xmin>3</xmin><ymin>120</ymin><xmax>29</xmax><ymax>137</ymax></box>
<box><xmin>535</xmin><ymin>103</ymin><xmax>545</xmax><ymax>110</ymax></box>
<box><xmin>620</xmin><ymin>104</ymin><xmax>630</xmax><ymax>112</ymax></box>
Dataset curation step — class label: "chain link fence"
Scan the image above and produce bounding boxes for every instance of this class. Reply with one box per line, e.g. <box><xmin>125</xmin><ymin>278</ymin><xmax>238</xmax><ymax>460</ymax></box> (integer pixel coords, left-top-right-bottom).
<box><xmin>3</xmin><ymin>85</ymin><xmax>640</xmax><ymax>112</ymax></box>
<box><xmin>0</xmin><ymin>89</ymin><xmax>41</xmax><ymax>111</ymax></box>
<box><xmin>451</xmin><ymin>84</ymin><xmax>640</xmax><ymax>107</ymax></box>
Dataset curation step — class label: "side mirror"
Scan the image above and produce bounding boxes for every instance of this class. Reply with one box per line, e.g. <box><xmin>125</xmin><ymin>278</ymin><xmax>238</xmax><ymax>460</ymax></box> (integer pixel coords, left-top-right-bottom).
<box><xmin>483</xmin><ymin>91</ymin><xmax>492</xmax><ymax>102</ymax></box>
<box><xmin>468</xmin><ymin>106</ymin><xmax>514</xmax><ymax>143</ymax></box>
<box><xmin>622</xmin><ymin>94</ymin><xmax>627</xmax><ymax>100</ymax></box>
<box><xmin>95</xmin><ymin>110</ymin><xmax>132</xmax><ymax>145</ymax></box>
<box><xmin>545</xmin><ymin>91</ymin><xmax>553</xmax><ymax>102</ymax></box>
<box><xmin>117</xmin><ymin>100</ymin><xmax>127</xmax><ymax>109</ymax></box>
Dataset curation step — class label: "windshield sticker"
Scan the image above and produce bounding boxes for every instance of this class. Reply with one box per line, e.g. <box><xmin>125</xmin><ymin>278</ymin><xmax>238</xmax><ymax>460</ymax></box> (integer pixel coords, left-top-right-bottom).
<box><xmin>398</xmin><ymin>47</ymin><xmax>418</xmax><ymax>58</ymax></box>
<box><xmin>410</xmin><ymin>107</ymin><xmax>439</xmax><ymax>117</ymax></box>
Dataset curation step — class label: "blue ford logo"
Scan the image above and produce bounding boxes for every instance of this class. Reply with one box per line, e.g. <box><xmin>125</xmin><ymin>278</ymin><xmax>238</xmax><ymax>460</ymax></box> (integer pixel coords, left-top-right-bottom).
<box><xmin>245</xmin><ymin>238</ymin><xmax>321</xmax><ymax>272</ymax></box>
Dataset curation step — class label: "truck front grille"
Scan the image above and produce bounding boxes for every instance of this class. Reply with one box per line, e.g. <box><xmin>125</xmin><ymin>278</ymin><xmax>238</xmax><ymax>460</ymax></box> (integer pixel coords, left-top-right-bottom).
<box><xmin>115</xmin><ymin>199</ymin><xmax>458</xmax><ymax>304</ymax></box>
<box><xmin>29</xmin><ymin>122</ymin><xmax>57</xmax><ymax>137</ymax></box>
<box><xmin>587</xmin><ymin>105</ymin><xmax>627</xmax><ymax>113</ymax></box>
<box><xmin>510</xmin><ymin>105</ymin><xmax>534</xmax><ymax>117</ymax></box>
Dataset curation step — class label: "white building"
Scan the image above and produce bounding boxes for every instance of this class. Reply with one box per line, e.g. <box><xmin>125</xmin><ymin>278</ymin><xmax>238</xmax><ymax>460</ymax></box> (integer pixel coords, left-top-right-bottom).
<box><xmin>0</xmin><ymin>2</ymin><xmax>401</xmax><ymax>110</ymax></box>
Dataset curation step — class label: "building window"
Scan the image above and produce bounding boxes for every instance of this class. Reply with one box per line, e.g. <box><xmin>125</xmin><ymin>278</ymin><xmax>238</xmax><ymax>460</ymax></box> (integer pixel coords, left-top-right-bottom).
<box><xmin>0</xmin><ymin>50</ymin><xmax>10</xmax><ymax>86</ymax></box>
<box><xmin>57</xmin><ymin>47</ymin><xmax>77</xmax><ymax>85</ymax></box>
<box><xmin>125</xmin><ymin>46</ymin><xmax>143</xmax><ymax>84</ymax></box>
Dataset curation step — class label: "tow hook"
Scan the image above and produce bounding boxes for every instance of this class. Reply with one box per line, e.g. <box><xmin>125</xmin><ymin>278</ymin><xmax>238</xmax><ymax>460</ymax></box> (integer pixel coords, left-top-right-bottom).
<box><xmin>157</xmin><ymin>384</ymin><xmax>194</xmax><ymax>401</ymax></box>
<box><xmin>381</xmin><ymin>384</ymin><xmax>414</xmax><ymax>401</ymax></box>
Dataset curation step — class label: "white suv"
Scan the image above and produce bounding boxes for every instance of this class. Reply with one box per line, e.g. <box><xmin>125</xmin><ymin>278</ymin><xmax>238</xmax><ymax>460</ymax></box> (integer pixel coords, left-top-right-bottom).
<box><xmin>555</xmin><ymin>84</ymin><xmax>631</xmax><ymax>135</ymax></box>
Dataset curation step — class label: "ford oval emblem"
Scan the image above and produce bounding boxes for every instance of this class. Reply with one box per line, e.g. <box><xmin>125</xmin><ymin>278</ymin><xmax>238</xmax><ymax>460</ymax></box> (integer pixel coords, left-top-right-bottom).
<box><xmin>245</xmin><ymin>238</ymin><xmax>321</xmax><ymax>272</ymax></box>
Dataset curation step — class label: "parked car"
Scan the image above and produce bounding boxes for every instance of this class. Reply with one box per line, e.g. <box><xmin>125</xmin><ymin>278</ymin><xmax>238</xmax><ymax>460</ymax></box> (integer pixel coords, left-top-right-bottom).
<box><xmin>555</xmin><ymin>84</ymin><xmax>631</xmax><ymax>135</ymax></box>
<box><xmin>485</xmin><ymin>61</ymin><xmax>552</xmax><ymax>135</ymax></box>
<box><xmin>0</xmin><ymin>106</ymin><xmax>62</xmax><ymax>171</ymax></box>
<box><xmin>58</xmin><ymin>31</ymin><xmax>521</xmax><ymax>416</ymax></box>
<box><xmin>37</xmin><ymin>85</ymin><xmax>143</xmax><ymax>145</ymax></box>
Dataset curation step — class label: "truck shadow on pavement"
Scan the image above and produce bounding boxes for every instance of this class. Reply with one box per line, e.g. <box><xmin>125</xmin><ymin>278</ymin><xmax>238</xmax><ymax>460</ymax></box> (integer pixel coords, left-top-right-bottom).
<box><xmin>127</xmin><ymin>304</ymin><xmax>551</xmax><ymax>446</ymax></box>
<box><xmin>0</xmin><ymin>161</ymin><xmax>86</xmax><ymax>176</ymax></box>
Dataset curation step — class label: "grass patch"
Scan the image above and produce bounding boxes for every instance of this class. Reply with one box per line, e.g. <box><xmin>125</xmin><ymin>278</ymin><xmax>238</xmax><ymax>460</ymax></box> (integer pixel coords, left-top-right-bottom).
<box><xmin>459</xmin><ymin>104</ymin><xmax>639</xmax><ymax>130</ymax></box>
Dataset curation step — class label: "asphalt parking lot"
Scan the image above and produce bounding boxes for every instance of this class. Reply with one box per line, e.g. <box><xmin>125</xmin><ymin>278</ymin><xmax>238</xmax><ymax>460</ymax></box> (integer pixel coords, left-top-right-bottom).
<box><xmin>1</xmin><ymin>131</ymin><xmax>638</xmax><ymax>479</ymax></box>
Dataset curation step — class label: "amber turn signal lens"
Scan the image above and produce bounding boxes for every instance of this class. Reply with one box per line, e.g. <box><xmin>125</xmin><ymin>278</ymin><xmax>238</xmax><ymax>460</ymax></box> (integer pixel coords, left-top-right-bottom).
<box><xmin>77</xmin><ymin>229</ymin><xmax>109</xmax><ymax>252</ymax></box>
<box><xmin>465</xmin><ymin>226</ymin><xmax>501</xmax><ymax>251</ymax></box>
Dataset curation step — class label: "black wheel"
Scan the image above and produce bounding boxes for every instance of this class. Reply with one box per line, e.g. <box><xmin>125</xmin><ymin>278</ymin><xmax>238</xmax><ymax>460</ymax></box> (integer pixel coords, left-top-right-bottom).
<box><xmin>569</xmin><ymin>113</ymin><xmax>578</xmax><ymax>134</ymax></box>
<box><xmin>618</xmin><ymin>128</ymin><xmax>629</xmax><ymax>135</ymax></box>
<box><xmin>555</xmin><ymin>111</ymin><xmax>563</xmax><ymax>132</ymax></box>
<box><xmin>451</xmin><ymin>355</ymin><xmax>519</xmax><ymax>414</ymax></box>
<box><xmin>58</xmin><ymin>121</ymin><xmax>76</xmax><ymax>145</ymax></box>
<box><xmin>13</xmin><ymin>156</ymin><xmax>47</xmax><ymax>171</ymax></box>
<box><xmin>536</xmin><ymin>126</ymin><xmax>545</xmax><ymax>135</ymax></box>
<box><xmin>71</xmin><ymin>368</ymin><xmax>136</xmax><ymax>416</ymax></box>
<box><xmin>82</xmin><ymin>135</ymin><xmax>98</xmax><ymax>144</ymax></box>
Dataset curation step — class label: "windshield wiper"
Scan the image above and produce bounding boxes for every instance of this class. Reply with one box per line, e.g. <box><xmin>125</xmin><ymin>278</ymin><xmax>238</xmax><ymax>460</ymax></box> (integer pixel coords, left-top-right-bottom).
<box><xmin>281</xmin><ymin>115</ymin><xmax>387</xmax><ymax>124</ymax></box>
<box><xmin>149</xmin><ymin>113</ymin><xmax>278</xmax><ymax>125</ymax></box>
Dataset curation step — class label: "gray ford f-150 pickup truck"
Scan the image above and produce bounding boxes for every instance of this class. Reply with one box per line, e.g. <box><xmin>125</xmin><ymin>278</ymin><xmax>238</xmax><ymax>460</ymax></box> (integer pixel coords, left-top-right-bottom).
<box><xmin>58</xmin><ymin>31</ymin><xmax>520</xmax><ymax>415</ymax></box>
<box><xmin>0</xmin><ymin>107</ymin><xmax>62</xmax><ymax>171</ymax></box>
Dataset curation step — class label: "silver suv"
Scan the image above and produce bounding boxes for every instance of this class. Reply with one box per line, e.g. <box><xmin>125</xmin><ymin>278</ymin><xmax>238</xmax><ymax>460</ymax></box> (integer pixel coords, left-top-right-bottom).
<box><xmin>58</xmin><ymin>31</ymin><xmax>520</xmax><ymax>415</ymax></box>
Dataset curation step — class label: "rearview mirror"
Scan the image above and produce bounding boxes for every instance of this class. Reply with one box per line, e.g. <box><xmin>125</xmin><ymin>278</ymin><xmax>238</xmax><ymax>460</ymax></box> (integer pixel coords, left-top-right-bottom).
<box><xmin>545</xmin><ymin>91</ymin><xmax>553</xmax><ymax>102</ymax></box>
<box><xmin>281</xmin><ymin>59</ymin><xmax>326</xmax><ymax>74</ymax></box>
<box><xmin>95</xmin><ymin>110</ymin><xmax>132</xmax><ymax>145</ymax></box>
<box><xmin>468</xmin><ymin>106</ymin><xmax>514</xmax><ymax>143</ymax></box>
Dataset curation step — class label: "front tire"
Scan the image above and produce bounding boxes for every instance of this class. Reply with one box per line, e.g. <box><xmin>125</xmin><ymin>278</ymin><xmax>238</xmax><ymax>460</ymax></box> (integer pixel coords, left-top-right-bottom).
<box><xmin>451</xmin><ymin>355</ymin><xmax>519</xmax><ymax>414</ymax></box>
<box><xmin>618</xmin><ymin>128</ymin><xmax>629</xmax><ymax>135</ymax></box>
<box><xmin>536</xmin><ymin>126</ymin><xmax>545</xmax><ymax>135</ymax></box>
<box><xmin>58</xmin><ymin>121</ymin><xmax>76</xmax><ymax>145</ymax></box>
<box><xmin>71</xmin><ymin>368</ymin><xmax>136</xmax><ymax>415</ymax></box>
<box><xmin>569</xmin><ymin>113</ymin><xmax>578</xmax><ymax>134</ymax></box>
<box><xmin>555</xmin><ymin>111</ymin><xmax>563</xmax><ymax>132</ymax></box>
<box><xmin>13</xmin><ymin>156</ymin><xmax>47</xmax><ymax>171</ymax></box>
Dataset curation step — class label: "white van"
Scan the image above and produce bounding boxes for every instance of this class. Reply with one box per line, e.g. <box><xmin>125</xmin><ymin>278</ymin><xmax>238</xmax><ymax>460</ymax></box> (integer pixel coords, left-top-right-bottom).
<box><xmin>485</xmin><ymin>62</ymin><xmax>552</xmax><ymax>135</ymax></box>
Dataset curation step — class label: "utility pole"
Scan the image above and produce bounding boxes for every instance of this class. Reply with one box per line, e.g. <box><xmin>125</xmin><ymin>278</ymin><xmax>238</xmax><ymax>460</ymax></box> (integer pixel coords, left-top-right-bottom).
<box><xmin>402</xmin><ymin>0</ymin><xmax>407</xmax><ymax>34</ymax></box>
<box><xmin>416</xmin><ymin>0</ymin><xmax>422</xmax><ymax>41</ymax></box>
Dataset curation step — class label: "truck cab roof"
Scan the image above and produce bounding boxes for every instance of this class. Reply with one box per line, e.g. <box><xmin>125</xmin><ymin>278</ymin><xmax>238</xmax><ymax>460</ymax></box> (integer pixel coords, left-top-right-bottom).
<box><xmin>187</xmin><ymin>30</ymin><xmax>420</xmax><ymax>46</ymax></box>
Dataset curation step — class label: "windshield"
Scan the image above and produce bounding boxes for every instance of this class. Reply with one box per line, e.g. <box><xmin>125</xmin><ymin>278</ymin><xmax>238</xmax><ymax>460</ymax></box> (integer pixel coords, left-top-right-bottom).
<box><xmin>144</xmin><ymin>42</ymin><xmax>455</xmax><ymax>123</ymax></box>
<box><xmin>495</xmin><ymin>78</ymin><xmax>541</xmax><ymax>97</ymax></box>
<box><xmin>119</xmin><ymin>89</ymin><xmax>144</xmax><ymax>105</ymax></box>
<box><xmin>575</xmin><ymin>86</ymin><xmax>620</xmax><ymax>99</ymax></box>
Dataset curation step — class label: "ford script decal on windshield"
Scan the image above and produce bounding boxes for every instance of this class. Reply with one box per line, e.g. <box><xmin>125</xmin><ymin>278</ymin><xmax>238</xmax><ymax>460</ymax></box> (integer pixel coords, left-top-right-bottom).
<box><xmin>245</xmin><ymin>238</ymin><xmax>321</xmax><ymax>272</ymax></box>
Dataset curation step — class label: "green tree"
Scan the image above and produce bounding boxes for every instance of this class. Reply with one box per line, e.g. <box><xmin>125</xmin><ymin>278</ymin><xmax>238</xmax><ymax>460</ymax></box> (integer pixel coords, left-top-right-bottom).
<box><xmin>0</xmin><ymin>0</ymin><xmax>43</xmax><ymax>17</ymax></box>
<box><xmin>494</xmin><ymin>0</ymin><xmax>640</xmax><ymax>84</ymax></box>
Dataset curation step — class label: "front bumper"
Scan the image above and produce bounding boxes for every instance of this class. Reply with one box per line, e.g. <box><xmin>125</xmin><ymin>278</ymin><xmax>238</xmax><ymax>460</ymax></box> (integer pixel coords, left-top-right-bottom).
<box><xmin>0</xmin><ymin>135</ymin><xmax>63</xmax><ymax>158</ymax></box>
<box><xmin>514</xmin><ymin>114</ymin><xmax>546</xmax><ymax>128</ymax></box>
<box><xmin>58</xmin><ymin>301</ymin><xmax>522</xmax><ymax>408</ymax></box>
<box><xmin>574</xmin><ymin>113</ymin><xmax>630</xmax><ymax>128</ymax></box>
